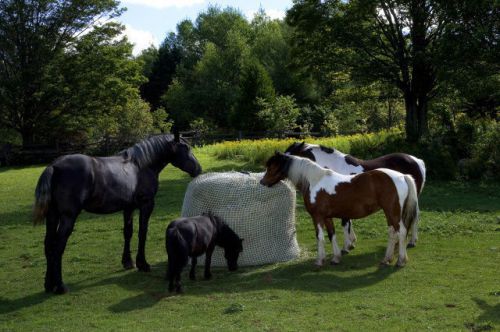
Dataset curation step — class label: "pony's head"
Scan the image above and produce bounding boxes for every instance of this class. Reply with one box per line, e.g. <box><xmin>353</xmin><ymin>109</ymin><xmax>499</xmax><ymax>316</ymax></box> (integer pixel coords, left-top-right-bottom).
<box><xmin>170</xmin><ymin>138</ymin><xmax>202</xmax><ymax>177</ymax></box>
<box><xmin>260</xmin><ymin>151</ymin><xmax>291</xmax><ymax>187</ymax></box>
<box><xmin>224</xmin><ymin>235</ymin><xmax>244</xmax><ymax>271</ymax></box>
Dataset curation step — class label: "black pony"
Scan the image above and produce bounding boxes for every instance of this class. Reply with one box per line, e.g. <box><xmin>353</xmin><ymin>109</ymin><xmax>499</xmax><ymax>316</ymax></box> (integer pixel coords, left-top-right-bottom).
<box><xmin>165</xmin><ymin>213</ymin><xmax>243</xmax><ymax>293</ymax></box>
<box><xmin>33</xmin><ymin>134</ymin><xmax>202</xmax><ymax>294</ymax></box>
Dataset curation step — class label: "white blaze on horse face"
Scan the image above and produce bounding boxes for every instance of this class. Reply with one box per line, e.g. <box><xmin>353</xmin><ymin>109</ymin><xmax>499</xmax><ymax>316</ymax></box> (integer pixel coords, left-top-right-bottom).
<box><xmin>310</xmin><ymin>145</ymin><xmax>364</xmax><ymax>175</ymax></box>
<box><xmin>309</xmin><ymin>171</ymin><xmax>353</xmax><ymax>204</ymax></box>
<box><xmin>375</xmin><ymin>168</ymin><xmax>408</xmax><ymax>214</ymax></box>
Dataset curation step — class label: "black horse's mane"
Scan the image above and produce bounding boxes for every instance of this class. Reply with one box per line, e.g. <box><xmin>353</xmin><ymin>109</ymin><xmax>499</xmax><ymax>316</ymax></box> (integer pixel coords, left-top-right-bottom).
<box><xmin>119</xmin><ymin>134</ymin><xmax>176</xmax><ymax>168</ymax></box>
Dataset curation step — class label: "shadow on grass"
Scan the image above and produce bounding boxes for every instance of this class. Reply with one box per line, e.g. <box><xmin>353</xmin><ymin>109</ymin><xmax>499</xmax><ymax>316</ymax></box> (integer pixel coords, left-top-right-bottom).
<box><xmin>95</xmin><ymin>246</ymin><xmax>395</xmax><ymax>313</ymax></box>
<box><xmin>0</xmin><ymin>247</ymin><xmax>398</xmax><ymax>314</ymax></box>
<box><xmin>473</xmin><ymin>297</ymin><xmax>500</xmax><ymax>324</ymax></box>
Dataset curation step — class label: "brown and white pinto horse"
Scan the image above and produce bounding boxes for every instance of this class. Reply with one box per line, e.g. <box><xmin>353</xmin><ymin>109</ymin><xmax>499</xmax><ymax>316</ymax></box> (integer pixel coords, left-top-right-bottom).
<box><xmin>285</xmin><ymin>142</ymin><xmax>426</xmax><ymax>251</ymax></box>
<box><xmin>261</xmin><ymin>152</ymin><xmax>419</xmax><ymax>267</ymax></box>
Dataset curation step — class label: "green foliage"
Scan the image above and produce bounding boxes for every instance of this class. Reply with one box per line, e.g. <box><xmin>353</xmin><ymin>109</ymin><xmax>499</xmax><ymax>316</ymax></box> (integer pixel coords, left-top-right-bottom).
<box><xmin>257</xmin><ymin>95</ymin><xmax>301</xmax><ymax>134</ymax></box>
<box><xmin>0</xmin><ymin>0</ymin><xmax>123</xmax><ymax>146</ymax></box>
<box><xmin>151</xmin><ymin>108</ymin><xmax>173</xmax><ymax>134</ymax></box>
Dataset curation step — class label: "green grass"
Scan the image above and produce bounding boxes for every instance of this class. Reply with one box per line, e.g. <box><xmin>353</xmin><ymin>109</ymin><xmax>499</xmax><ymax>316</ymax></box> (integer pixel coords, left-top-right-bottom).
<box><xmin>0</xmin><ymin>148</ymin><xmax>499</xmax><ymax>331</ymax></box>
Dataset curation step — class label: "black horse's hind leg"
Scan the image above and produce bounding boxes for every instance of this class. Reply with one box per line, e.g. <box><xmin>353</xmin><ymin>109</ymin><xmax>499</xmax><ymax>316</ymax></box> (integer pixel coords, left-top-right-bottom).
<box><xmin>52</xmin><ymin>214</ymin><xmax>76</xmax><ymax>294</ymax></box>
<box><xmin>121</xmin><ymin>209</ymin><xmax>135</xmax><ymax>270</ymax></box>
<box><xmin>204</xmin><ymin>245</ymin><xmax>214</xmax><ymax>280</ymax></box>
<box><xmin>44</xmin><ymin>207</ymin><xmax>58</xmax><ymax>293</ymax></box>
<box><xmin>189</xmin><ymin>257</ymin><xmax>197</xmax><ymax>280</ymax></box>
<box><xmin>136</xmin><ymin>201</ymin><xmax>154</xmax><ymax>272</ymax></box>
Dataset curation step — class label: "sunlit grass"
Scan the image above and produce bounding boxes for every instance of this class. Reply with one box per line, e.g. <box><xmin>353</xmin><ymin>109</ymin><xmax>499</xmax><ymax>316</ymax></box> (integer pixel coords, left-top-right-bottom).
<box><xmin>0</xmin><ymin>148</ymin><xmax>499</xmax><ymax>331</ymax></box>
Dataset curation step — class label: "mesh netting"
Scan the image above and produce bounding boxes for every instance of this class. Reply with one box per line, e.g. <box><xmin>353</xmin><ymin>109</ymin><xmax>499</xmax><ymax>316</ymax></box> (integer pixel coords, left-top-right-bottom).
<box><xmin>181</xmin><ymin>172</ymin><xmax>300</xmax><ymax>267</ymax></box>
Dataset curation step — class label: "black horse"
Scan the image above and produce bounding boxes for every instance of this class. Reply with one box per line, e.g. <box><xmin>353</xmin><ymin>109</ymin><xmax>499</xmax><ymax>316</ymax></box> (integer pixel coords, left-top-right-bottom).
<box><xmin>165</xmin><ymin>213</ymin><xmax>243</xmax><ymax>293</ymax></box>
<box><xmin>33</xmin><ymin>134</ymin><xmax>202</xmax><ymax>294</ymax></box>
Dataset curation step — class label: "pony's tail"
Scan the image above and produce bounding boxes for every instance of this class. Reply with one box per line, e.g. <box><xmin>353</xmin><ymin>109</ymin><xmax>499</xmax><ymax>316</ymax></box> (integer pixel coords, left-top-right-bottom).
<box><xmin>402</xmin><ymin>174</ymin><xmax>419</xmax><ymax>232</ymax></box>
<box><xmin>33</xmin><ymin>166</ymin><xmax>54</xmax><ymax>225</ymax></box>
<box><xmin>165</xmin><ymin>227</ymin><xmax>188</xmax><ymax>279</ymax></box>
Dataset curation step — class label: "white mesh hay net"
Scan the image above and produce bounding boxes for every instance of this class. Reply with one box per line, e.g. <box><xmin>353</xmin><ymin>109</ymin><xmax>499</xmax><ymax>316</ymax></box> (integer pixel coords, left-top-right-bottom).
<box><xmin>181</xmin><ymin>172</ymin><xmax>300</xmax><ymax>266</ymax></box>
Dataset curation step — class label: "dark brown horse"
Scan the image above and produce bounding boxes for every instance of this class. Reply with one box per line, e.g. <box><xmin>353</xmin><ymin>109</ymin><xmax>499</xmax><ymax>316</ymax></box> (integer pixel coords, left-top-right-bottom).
<box><xmin>33</xmin><ymin>134</ymin><xmax>202</xmax><ymax>294</ymax></box>
<box><xmin>285</xmin><ymin>142</ymin><xmax>426</xmax><ymax>250</ymax></box>
<box><xmin>261</xmin><ymin>152</ymin><xmax>419</xmax><ymax>267</ymax></box>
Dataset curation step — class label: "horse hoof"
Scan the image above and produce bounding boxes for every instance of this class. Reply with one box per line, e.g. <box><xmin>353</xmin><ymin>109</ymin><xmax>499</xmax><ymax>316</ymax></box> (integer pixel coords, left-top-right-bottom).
<box><xmin>53</xmin><ymin>284</ymin><xmax>69</xmax><ymax>295</ymax></box>
<box><xmin>137</xmin><ymin>262</ymin><xmax>151</xmax><ymax>272</ymax></box>
<box><xmin>331</xmin><ymin>260</ymin><xmax>340</xmax><ymax>266</ymax></box>
<box><xmin>122</xmin><ymin>260</ymin><xmax>135</xmax><ymax>270</ymax></box>
<box><xmin>406</xmin><ymin>243</ymin><xmax>416</xmax><ymax>249</ymax></box>
<box><xmin>341</xmin><ymin>249</ymin><xmax>349</xmax><ymax>256</ymax></box>
<box><xmin>379</xmin><ymin>260</ymin><xmax>391</xmax><ymax>267</ymax></box>
<box><xmin>348</xmin><ymin>244</ymin><xmax>356</xmax><ymax>250</ymax></box>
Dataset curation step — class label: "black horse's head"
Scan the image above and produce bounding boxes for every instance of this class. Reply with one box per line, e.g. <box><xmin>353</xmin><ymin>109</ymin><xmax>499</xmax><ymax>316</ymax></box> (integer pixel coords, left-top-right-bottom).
<box><xmin>170</xmin><ymin>140</ymin><xmax>202</xmax><ymax>177</ymax></box>
<box><xmin>224</xmin><ymin>237</ymin><xmax>244</xmax><ymax>271</ymax></box>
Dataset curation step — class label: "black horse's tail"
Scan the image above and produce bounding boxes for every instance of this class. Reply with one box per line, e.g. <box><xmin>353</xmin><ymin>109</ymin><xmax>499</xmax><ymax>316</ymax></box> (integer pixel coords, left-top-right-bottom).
<box><xmin>33</xmin><ymin>166</ymin><xmax>54</xmax><ymax>225</ymax></box>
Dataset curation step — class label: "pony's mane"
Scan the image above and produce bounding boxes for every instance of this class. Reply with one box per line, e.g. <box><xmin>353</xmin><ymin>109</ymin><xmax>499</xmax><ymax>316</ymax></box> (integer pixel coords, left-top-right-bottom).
<box><xmin>119</xmin><ymin>134</ymin><xmax>175</xmax><ymax>168</ymax></box>
<box><xmin>284</xmin><ymin>154</ymin><xmax>329</xmax><ymax>191</ymax></box>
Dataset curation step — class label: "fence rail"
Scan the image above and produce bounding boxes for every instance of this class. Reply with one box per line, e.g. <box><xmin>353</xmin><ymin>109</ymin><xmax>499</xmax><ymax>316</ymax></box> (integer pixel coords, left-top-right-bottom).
<box><xmin>0</xmin><ymin>130</ymin><xmax>328</xmax><ymax>166</ymax></box>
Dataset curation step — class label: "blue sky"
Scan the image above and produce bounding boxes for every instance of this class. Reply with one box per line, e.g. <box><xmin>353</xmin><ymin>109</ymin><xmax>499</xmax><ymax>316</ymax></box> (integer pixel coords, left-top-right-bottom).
<box><xmin>117</xmin><ymin>0</ymin><xmax>293</xmax><ymax>55</ymax></box>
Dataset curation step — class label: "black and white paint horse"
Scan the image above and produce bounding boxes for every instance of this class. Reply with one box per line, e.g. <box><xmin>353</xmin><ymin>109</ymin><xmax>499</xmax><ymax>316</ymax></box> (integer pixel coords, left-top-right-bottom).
<box><xmin>285</xmin><ymin>142</ymin><xmax>426</xmax><ymax>252</ymax></box>
<box><xmin>165</xmin><ymin>213</ymin><xmax>243</xmax><ymax>293</ymax></box>
<box><xmin>33</xmin><ymin>134</ymin><xmax>202</xmax><ymax>294</ymax></box>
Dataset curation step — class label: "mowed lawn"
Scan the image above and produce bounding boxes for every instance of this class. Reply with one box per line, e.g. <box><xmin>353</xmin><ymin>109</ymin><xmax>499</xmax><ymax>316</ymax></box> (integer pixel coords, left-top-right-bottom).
<box><xmin>0</xmin><ymin>149</ymin><xmax>499</xmax><ymax>331</ymax></box>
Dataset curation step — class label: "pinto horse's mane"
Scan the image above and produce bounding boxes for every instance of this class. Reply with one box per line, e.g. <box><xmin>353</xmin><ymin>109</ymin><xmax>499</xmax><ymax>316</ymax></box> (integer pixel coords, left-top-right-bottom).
<box><xmin>279</xmin><ymin>154</ymin><xmax>330</xmax><ymax>191</ymax></box>
<box><xmin>119</xmin><ymin>134</ymin><xmax>176</xmax><ymax>168</ymax></box>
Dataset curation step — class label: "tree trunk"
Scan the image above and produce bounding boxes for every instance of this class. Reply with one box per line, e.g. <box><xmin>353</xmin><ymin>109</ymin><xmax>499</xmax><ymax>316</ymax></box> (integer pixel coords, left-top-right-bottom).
<box><xmin>20</xmin><ymin>126</ymin><xmax>35</xmax><ymax>148</ymax></box>
<box><xmin>416</xmin><ymin>95</ymin><xmax>429</xmax><ymax>138</ymax></box>
<box><xmin>404</xmin><ymin>93</ymin><xmax>419</xmax><ymax>142</ymax></box>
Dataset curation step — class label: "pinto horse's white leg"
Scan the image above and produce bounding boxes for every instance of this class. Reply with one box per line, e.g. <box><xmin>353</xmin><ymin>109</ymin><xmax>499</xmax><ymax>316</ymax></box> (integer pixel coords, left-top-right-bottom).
<box><xmin>381</xmin><ymin>226</ymin><xmax>398</xmax><ymax>265</ymax></box>
<box><xmin>407</xmin><ymin>218</ymin><xmax>419</xmax><ymax>248</ymax></box>
<box><xmin>316</xmin><ymin>225</ymin><xmax>326</xmax><ymax>266</ymax></box>
<box><xmin>342</xmin><ymin>223</ymin><xmax>352</xmax><ymax>254</ymax></box>
<box><xmin>331</xmin><ymin>234</ymin><xmax>342</xmax><ymax>265</ymax></box>
<box><xmin>397</xmin><ymin>221</ymin><xmax>409</xmax><ymax>267</ymax></box>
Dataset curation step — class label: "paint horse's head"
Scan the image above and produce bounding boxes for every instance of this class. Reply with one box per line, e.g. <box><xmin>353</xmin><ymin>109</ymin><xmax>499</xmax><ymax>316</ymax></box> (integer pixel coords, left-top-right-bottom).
<box><xmin>260</xmin><ymin>152</ymin><xmax>291</xmax><ymax>187</ymax></box>
<box><xmin>170</xmin><ymin>139</ymin><xmax>202</xmax><ymax>177</ymax></box>
<box><xmin>284</xmin><ymin>141</ymin><xmax>316</xmax><ymax>161</ymax></box>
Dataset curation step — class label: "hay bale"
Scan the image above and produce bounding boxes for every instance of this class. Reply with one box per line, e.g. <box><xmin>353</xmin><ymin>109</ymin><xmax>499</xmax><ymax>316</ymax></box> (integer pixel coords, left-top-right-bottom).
<box><xmin>181</xmin><ymin>172</ymin><xmax>300</xmax><ymax>266</ymax></box>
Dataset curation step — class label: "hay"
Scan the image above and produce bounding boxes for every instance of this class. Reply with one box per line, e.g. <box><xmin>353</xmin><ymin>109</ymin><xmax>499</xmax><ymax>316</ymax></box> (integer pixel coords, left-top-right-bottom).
<box><xmin>181</xmin><ymin>172</ymin><xmax>300</xmax><ymax>266</ymax></box>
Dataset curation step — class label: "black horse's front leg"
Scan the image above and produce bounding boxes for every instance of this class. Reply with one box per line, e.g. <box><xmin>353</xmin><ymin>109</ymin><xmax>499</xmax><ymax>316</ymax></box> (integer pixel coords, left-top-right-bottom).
<box><xmin>204</xmin><ymin>246</ymin><xmax>214</xmax><ymax>280</ymax></box>
<box><xmin>136</xmin><ymin>201</ymin><xmax>154</xmax><ymax>272</ymax></box>
<box><xmin>189</xmin><ymin>257</ymin><xmax>197</xmax><ymax>280</ymax></box>
<box><xmin>121</xmin><ymin>209</ymin><xmax>135</xmax><ymax>270</ymax></box>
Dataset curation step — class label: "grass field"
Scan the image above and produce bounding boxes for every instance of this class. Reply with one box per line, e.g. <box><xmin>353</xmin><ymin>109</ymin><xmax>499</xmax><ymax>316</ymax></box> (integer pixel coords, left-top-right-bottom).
<box><xmin>0</xmin><ymin>148</ymin><xmax>499</xmax><ymax>331</ymax></box>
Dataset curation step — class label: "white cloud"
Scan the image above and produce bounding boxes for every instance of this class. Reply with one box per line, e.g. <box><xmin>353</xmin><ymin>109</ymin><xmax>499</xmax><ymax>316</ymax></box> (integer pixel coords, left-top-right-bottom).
<box><xmin>245</xmin><ymin>8</ymin><xmax>286</xmax><ymax>21</ymax></box>
<box><xmin>122</xmin><ymin>24</ymin><xmax>159</xmax><ymax>55</ymax></box>
<box><xmin>123</xmin><ymin>0</ymin><xmax>205</xmax><ymax>9</ymax></box>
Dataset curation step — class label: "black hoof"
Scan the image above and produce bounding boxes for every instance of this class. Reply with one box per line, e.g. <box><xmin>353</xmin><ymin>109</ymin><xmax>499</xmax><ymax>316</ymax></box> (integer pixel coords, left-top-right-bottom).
<box><xmin>122</xmin><ymin>260</ymin><xmax>135</xmax><ymax>270</ymax></box>
<box><xmin>330</xmin><ymin>260</ymin><xmax>340</xmax><ymax>266</ymax></box>
<box><xmin>348</xmin><ymin>244</ymin><xmax>356</xmax><ymax>250</ymax></box>
<box><xmin>53</xmin><ymin>284</ymin><xmax>69</xmax><ymax>295</ymax></box>
<box><xmin>136</xmin><ymin>261</ymin><xmax>151</xmax><ymax>272</ymax></box>
<box><xmin>406</xmin><ymin>243</ymin><xmax>416</xmax><ymax>248</ymax></box>
<box><xmin>341</xmin><ymin>249</ymin><xmax>349</xmax><ymax>256</ymax></box>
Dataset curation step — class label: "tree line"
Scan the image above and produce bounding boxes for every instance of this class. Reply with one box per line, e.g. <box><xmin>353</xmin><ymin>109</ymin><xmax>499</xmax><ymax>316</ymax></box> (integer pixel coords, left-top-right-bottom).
<box><xmin>0</xmin><ymin>0</ymin><xmax>498</xmax><ymax>149</ymax></box>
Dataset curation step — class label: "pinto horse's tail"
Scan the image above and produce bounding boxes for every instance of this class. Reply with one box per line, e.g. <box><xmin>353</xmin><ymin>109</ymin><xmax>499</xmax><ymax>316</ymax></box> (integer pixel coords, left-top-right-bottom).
<box><xmin>402</xmin><ymin>174</ymin><xmax>419</xmax><ymax>232</ymax></box>
<box><xmin>33</xmin><ymin>166</ymin><xmax>54</xmax><ymax>225</ymax></box>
